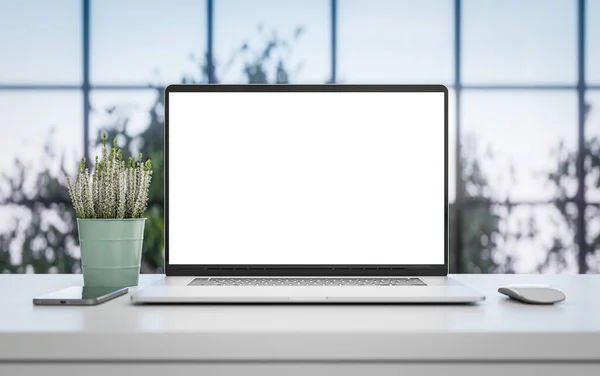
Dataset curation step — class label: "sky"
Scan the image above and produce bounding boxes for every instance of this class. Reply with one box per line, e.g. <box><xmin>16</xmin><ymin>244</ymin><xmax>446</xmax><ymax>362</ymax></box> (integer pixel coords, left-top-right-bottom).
<box><xmin>1</xmin><ymin>0</ymin><xmax>600</xmax><ymax>272</ymax></box>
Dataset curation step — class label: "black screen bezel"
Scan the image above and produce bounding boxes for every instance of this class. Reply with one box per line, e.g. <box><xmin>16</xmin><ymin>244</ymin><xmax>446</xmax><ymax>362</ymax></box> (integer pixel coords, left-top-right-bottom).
<box><xmin>164</xmin><ymin>84</ymin><xmax>448</xmax><ymax>277</ymax></box>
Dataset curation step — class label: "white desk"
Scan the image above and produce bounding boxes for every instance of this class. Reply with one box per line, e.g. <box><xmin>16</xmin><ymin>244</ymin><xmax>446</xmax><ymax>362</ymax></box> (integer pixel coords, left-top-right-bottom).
<box><xmin>1</xmin><ymin>274</ymin><xmax>599</xmax><ymax>376</ymax></box>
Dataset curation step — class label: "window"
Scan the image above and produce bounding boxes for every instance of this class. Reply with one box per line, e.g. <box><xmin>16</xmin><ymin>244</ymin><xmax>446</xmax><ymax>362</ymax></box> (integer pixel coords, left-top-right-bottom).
<box><xmin>587</xmin><ymin>205</ymin><xmax>600</xmax><ymax>267</ymax></box>
<box><xmin>586</xmin><ymin>0</ymin><xmax>600</xmax><ymax>83</ymax></box>
<box><xmin>0</xmin><ymin>92</ymin><xmax>83</xmax><ymax>178</ymax></box>
<box><xmin>338</xmin><ymin>0</ymin><xmax>453</xmax><ymax>84</ymax></box>
<box><xmin>463</xmin><ymin>0</ymin><xmax>576</xmax><ymax>84</ymax></box>
<box><xmin>91</xmin><ymin>0</ymin><xmax>206</xmax><ymax>85</ymax></box>
<box><xmin>0</xmin><ymin>0</ymin><xmax>598</xmax><ymax>273</ymax></box>
<box><xmin>0</xmin><ymin>0</ymin><xmax>81</xmax><ymax>84</ymax></box>
<box><xmin>214</xmin><ymin>0</ymin><xmax>330</xmax><ymax>83</ymax></box>
<box><xmin>462</xmin><ymin>91</ymin><xmax>577</xmax><ymax>201</ymax></box>
<box><xmin>90</xmin><ymin>91</ymin><xmax>158</xmax><ymax>141</ymax></box>
<box><xmin>448</xmin><ymin>90</ymin><xmax>457</xmax><ymax>203</ymax></box>
<box><xmin>585</xmin><ymin>92</ymin><xmax>600</xmax><ymax>201</ymax></box>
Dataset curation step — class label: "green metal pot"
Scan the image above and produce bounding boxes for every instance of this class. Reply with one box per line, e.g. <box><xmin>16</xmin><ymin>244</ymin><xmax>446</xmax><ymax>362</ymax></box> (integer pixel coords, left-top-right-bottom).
<box><xmin>77</xmin><ymin>218</ymin><xmax>145</xmax><ymax>287</ymax></box>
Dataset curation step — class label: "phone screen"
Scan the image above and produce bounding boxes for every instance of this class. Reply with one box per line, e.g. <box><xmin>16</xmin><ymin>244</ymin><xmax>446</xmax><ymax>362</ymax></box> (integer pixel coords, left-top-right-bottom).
<box><xmin>34</xmin><ymin>286</ymin><xmax>128</xmax><ymax>305</ymax></box>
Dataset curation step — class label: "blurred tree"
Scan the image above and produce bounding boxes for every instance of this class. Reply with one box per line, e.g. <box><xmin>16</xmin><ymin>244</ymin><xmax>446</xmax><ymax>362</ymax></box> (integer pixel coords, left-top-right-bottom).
<box><xmin>449</xmin><ymin>135</ymin><xmax>526</xmax><ymax>273</ymax></box>
<box><xmin>183</xmin><ymin>25</ymin><xmax>304</xmax><ymax>84</ymax></box>
<box><xmin>0</xmin><ymin>129</ymin><xmax>80</xmax><ymax>273</ymax></box>
<box><xmin>542</xmin><ymin>103</ymin><xmax>600</xmax><ymax>273</ymax></box>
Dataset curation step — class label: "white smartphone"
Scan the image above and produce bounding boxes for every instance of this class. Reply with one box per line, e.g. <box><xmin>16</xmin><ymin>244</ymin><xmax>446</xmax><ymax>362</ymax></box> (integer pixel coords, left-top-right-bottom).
<box><xmin>33</xmin><ymin>286</ymin><xmax>128</xmax><ymax>306</ymax></box>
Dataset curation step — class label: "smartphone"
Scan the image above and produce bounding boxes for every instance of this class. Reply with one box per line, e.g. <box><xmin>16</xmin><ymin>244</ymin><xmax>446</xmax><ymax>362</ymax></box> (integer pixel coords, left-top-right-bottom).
<box><xmin>33</xmin><ymin>286</ymin><xmax>128</xmax><ymax>306</ymax></box>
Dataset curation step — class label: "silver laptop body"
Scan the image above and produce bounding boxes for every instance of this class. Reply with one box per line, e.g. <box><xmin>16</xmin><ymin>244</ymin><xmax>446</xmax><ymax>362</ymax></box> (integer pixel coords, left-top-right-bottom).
<box><xmin>132</xmin><ymin>84</ymin><xmax>484</xmax><ymax>304</ymax></box>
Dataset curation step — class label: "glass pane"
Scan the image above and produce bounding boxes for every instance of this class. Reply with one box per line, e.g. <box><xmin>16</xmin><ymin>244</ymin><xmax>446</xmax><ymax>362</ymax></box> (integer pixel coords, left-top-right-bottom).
<box><xmin>89</xmin><ymin>91</ymin><xmax>159</xmax><ymax>152</ymax></box>
<box><xmin>587</xmin><ymin>0</ymin><xmax>600</xmax><ymax>83</ymax></box>
<box><xmin>214</xmin><ymin>0</ymin><xmax>330</xmax><ymax>83</ymax></box>
<box><xmin>0</xmin><ymin>0</ymin><xmax>81</xmax><ymax>84</ymax></box>
<box><xmin>463</xmin><ymin>0</ymin><xmax>576</xmax><ymax>84</ymax></box>
<box><xmin>448</xmin><ymin>89</ymin><xmax>456</xmax><ymax>203</ymax></box>
<box><xmin>462</xmin><ymin>91</ymin><xmax>577</xmax><ymax>202</ymax></box>
<box><xmin>587</xmin><ymin>205</ymin><xmax>600</xmax><ymax>272</ymax></box>
<box><xmin>338</xmin><ymin>0</ymin><xmax>453</xmax><ymax>84</ymax></box>
<box><xmin>0</xmin><ymin>92</ymin><xmax>83</xmax><ymax>274</ymax></box>
<box><xmin>0</xmin><ymin>92</ymin><xmax>83</xmax><ymax>182</ymax></box>
<box><xmin>458</xmin><ymin>204</ymin><xmax>576</xmax><ymax>273</ymax></box>
<box><xmin>91</xmin><ymin>0</ymin><xmax>206</xmax><ymax>85</ymax></box>
<box><xmin>585</xmin><ymin>91</ymin><xmax>600</xmax><ymax>201</ymax></box>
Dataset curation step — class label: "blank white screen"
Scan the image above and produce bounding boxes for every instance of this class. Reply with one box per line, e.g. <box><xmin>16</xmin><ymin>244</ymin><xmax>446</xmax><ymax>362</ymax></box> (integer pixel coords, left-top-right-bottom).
<box><xmin>169</xmin><ymin>91</ymin><xmax>445</xmax><ymax>265</ymax></box>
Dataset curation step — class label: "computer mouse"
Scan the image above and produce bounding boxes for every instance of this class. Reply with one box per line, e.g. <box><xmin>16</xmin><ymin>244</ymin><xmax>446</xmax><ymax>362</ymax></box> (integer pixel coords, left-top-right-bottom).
<box><xmin>498</xmin><ymin>284</ymin><xmax>566</xmax><ymax>304</ymax></box>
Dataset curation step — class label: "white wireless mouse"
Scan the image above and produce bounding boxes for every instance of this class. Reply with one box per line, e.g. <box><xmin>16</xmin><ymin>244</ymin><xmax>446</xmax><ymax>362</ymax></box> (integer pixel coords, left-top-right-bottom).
<box><xmin>498</xmin><ymin>284</ymin><xmax>566</xmax><ymax>304</ymax></box>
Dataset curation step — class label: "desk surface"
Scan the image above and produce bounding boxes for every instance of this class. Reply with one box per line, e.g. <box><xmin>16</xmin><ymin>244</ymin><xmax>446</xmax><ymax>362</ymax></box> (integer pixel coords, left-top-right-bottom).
<box><xmin>1</xmin><ymin>274</ymin><xmax>599</xmax><ymax>362</ymax></box>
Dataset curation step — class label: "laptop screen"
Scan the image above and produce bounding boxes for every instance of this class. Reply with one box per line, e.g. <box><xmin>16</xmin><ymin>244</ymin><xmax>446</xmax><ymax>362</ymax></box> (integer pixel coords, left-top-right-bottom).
<box><xmin>168</xmin><ymin>89</ymin><xmax>446</xmax><ymax>266</ymax></box>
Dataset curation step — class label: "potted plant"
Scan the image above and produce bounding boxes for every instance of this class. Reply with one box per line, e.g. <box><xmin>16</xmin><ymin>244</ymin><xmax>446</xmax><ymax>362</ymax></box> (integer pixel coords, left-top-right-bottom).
<box><xmin>67</xmin><ymin>133</ymin><xmax>152</xmax><ymax>287</ymax></box>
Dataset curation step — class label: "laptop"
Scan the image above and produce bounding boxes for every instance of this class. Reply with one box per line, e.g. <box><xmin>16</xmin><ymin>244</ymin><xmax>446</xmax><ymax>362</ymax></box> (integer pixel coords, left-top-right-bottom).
<box><xmin>131</xmin><ymin>84</ymin><xmax>484</xmax><ymax>304</ymax></box>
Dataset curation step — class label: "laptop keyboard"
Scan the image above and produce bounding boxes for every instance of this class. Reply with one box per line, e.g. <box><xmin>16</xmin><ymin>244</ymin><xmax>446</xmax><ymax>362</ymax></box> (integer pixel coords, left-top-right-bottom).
<box><xmin>188</xmin><ymin>277</ymin><xmax>427</xmax><ymax>286</ymax></box>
